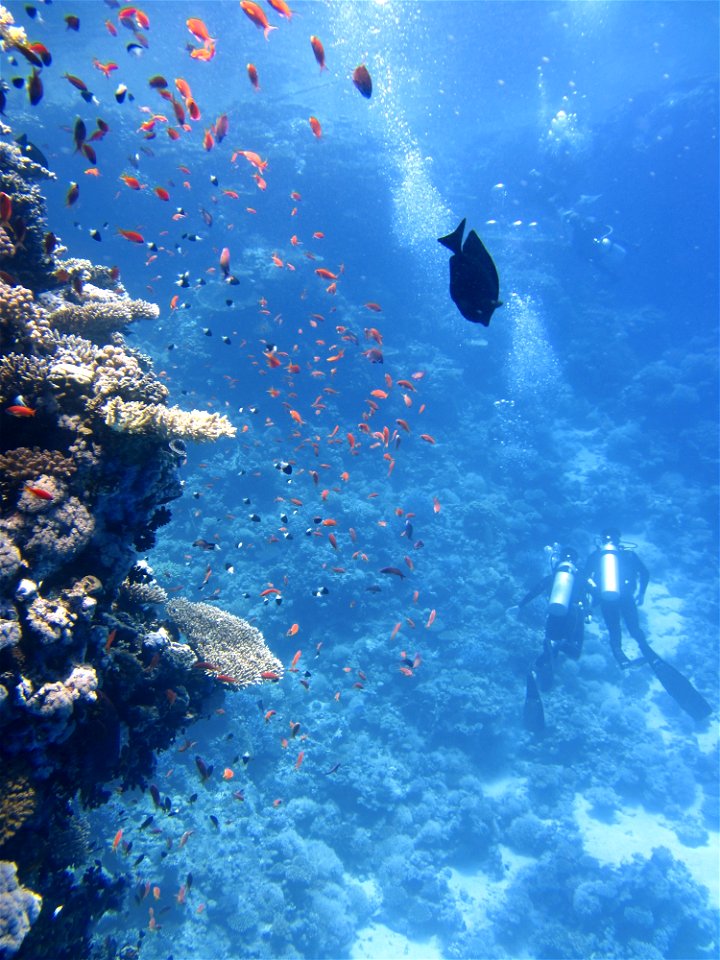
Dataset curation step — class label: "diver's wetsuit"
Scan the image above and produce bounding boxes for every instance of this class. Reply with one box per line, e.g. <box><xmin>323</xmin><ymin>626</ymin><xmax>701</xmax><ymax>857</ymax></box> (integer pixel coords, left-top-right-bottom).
<box><xmin>585</xmin><ymin>547</ymin><xmax>650</xmax><ymax>667</ymax></box>
<box><xmin>519</xmin><ymin>571</ymin><xmax>588</xmax><ymax>690</ymax></box>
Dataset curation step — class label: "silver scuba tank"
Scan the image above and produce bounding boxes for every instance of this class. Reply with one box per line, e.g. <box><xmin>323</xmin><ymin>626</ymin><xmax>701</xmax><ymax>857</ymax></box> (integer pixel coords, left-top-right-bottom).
<box><xmin>599</xmin><ymin>543</ymin><xmax>621</xmax><ymax>601</ymax></box>
<box><xmin>548</xmin><ymin>560</ymin><xmax>576</xmax><ymax>616</ymax></box>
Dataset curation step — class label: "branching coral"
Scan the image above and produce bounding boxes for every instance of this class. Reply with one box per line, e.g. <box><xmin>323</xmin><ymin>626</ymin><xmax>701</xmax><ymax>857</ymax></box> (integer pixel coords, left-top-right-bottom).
<box><xmin>103</xmin><ymin>397</ymin><xmax>237</xmax><ymax>442</ymax></box>
<box><xmin>0</xmin><ymin>859</ymin><xmax>42</xmax><ymax>958</ymax></box>
<box><xmin>0</xmin><ymin>450</ymin><xmax>76</xmax><ymax>487</ymax></box>
<box><xmin>0</xmin><ymin>764</ymin><xmax>37</xmax><ymax>848</ymax></box>
<box><xmin>0</xmin><ymin>353</ymin><xmax>51</xmax><ymax>406</ymax></box>
<box><xmin>0</xmin><ymin>279</ymin><xmax>50</xmax><ymax>352</ymax></box>
<box><xmin>166</xmin><ymin>598</ymin><xmax>283</xmax><ymax>686</ymax></box>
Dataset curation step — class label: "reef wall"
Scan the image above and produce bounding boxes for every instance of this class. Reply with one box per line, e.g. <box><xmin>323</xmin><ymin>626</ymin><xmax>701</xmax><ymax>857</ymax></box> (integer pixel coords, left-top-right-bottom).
<box><xmin>0</xmin><ymin>123</ymin><xmax>275</xmax><ymax>959</ymax></box>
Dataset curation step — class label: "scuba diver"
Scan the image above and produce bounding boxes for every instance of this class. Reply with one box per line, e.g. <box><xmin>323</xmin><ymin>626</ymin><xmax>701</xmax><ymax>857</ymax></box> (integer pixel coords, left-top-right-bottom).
<box><xmin>512</xmin><ymin>545</ymin><xmax>591</xmax><ymax>734</ymax></box>
<box><xmin>585</xmin><ymin>528</ymin><xmax>648</xmax><ymax>668</ymax></box>
<box><xmin>586</xmin><ymin>527</ymin><xmax>712</xmax><ymax>721</ymax></box>
<box><xmin>563</xmin><ymin>211</ymin><xmax>627</xmax><ymax>268</ymax></box>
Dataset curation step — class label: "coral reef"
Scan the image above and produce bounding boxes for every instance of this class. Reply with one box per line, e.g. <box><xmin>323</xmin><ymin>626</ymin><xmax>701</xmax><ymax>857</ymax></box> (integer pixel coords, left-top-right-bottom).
<box><xmin>0</xmin><ymin>119</ymin><xmax>269</xmax><ymax>959</ymax></box>
<box><xmin>0</xmin><ymin>860</ymin><xmax>41</xmax><ymax>958</ymax></box>
<box><xmin>166</xmin><ymin>598</ymin><xmax>284</xmax><ymax>686</ymax></box>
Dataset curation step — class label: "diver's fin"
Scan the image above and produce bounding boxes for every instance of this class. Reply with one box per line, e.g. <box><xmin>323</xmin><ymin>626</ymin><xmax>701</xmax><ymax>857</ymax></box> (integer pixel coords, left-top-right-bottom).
<box><xmin>639</xmin><ymin>640</ymin><xmax>712</xmax><ymax>720</ymax></box>
<box><xmin>645</xmin><ymin>650</ymin><xmax>712</xmax><ymax>720</ymax></box>
<box><xmin>437</xmin><ymin>218</ymin><xmax>466</xmax><ymax>255</ymax></box>
<box><xmin>523</xmin><ymin>672</ymin><xmax>545</xmax><ymax>735</ymax></box>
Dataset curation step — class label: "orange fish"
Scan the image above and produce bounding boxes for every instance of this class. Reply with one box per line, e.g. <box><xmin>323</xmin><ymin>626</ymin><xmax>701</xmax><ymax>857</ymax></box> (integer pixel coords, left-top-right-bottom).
<box><xmin>310</xmin><ymin>35</ymin><xmax>326</xmax><ymax>71</ymax></box>
<box><xmin>370</xmin><ymin>389</ymin><xmax>388</xmax><ymax>399</ymax></box>
<box><xmin>426</xmin><ymin>609</ymin><xmax>436</xmax><ymax>628</ymax></box>
<box><xmin>267</xmin><ymin>0</ymin><xmax>293</xmax><ymax>19</ymax></box>
<box><xmin>117</xmin><ymin>228</ymin><xmax>144</xmax><ymax>243</ymax></box>
<box><xmin>112</xmin><ymin>829</ymin><xmax>123</xmax><ymax>852</ymax></box>
<box><xmin>287</xmin><ymin>624</ymin><xmax>299</xmax><ymax>638</ymax></box>
<box><xmin>309</xmin><ymin>116</ymin><xmax>322</xmax><ymax>139</ymax></box>
<box><xmin>433</xmin><ymin>496</ymin><xmax>441</xmax><ymax>513</ymax></box>
<box><xmin>247</xmin><ymin>63</ymin><xmax>260</xmax><ymax>90</ymax></box>
<box><xmin>187</xmin><ymin>17</ymin><xmax>214</xmax><ymax>43</ymax></box>
<box><xmin>240</xmin><ymin>1</ymin><xmax>276</xmax><ymax>39</ymax></box>
<box><xmin>120</xmin><ymin>174</ymin><xmax>143</xmax><ymax>190</ymax></box>
<box><xmin>222</xmin><ymin>768</ymin><xmax>234</xmax><ymax>780</ymax></box>
<box><xmin>6</xmin><ymin>404</ymin><xmax>36</xmax><ymax>417</ymax></box>
<box><xmin>420</xmin><ymin>433</ymin><xmax>435</xmax><ymax>444</ymax></box>
<box><xmin>295</xmin><ymin>751</ymin><xmax>304</xmax><ymax>770</ymax></box>
<box><xmin>315</xmin><ymin>267</ymin><xmax>337</xmax><ymax>280</ymax></box>
<box><xmin>289</xmin><ymin>649</ymin><xmax>301</xmax><ymax>669</ymax></box>
<box><xmin>154</xmin><ymin>186</ymin><xmax>170</xmax><ymax>201</ymax></box>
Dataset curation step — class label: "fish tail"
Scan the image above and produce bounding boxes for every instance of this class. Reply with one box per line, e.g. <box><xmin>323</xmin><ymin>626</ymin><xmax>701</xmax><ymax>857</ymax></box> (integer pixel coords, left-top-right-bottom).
<box><xmin>437</xmin><ymin>218</ymin><xmax>466</xmax><ymax>254</ymax></box>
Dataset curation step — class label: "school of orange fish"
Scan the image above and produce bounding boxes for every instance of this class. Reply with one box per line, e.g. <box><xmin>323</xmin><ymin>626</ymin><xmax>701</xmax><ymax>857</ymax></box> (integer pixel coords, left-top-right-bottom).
<box><xmin>4</xmin><ymin>0</ymin><xmax>449</xmax><ymax>931</ymax></box>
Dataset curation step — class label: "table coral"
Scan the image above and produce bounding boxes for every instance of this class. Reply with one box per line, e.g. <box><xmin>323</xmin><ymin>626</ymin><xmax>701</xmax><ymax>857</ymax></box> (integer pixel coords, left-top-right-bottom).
<box><xmin>166</xmin><ymin>598</ymin><xmax>283</xmax><ymax>686</ymax></box>
<box><xmin>103</xmin><ymin>398</ymin><xmax>237</xmax><ymax>442</ymax></box>
<box><xmin>43</xmin><ymin>285</ymin><xmax>160</xmax><ymax>344</ymax></box>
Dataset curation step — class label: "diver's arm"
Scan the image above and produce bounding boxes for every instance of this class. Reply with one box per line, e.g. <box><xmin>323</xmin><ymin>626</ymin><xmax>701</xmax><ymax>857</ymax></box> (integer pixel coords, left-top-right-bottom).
<box><xmin>635</xmin><ymin>554</ymin><xmax>650</xmax><ymax>605</ymax></box>
<box><xmin>518</xmin><ymin>575</ymin><xmax>552</xmax><ymax>608</ymax></box>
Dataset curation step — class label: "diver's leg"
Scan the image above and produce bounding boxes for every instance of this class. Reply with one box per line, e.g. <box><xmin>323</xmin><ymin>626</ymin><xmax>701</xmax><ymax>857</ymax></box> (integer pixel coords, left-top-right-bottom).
<box><xmin>561</xmin><ymin>605</ymin><xmax>583</xmax><ymax>660</ymax></box>
<box><xmin>601</xmin><ymin>601</ymin><xmax>631</xmax><ymax>667</ymax></box>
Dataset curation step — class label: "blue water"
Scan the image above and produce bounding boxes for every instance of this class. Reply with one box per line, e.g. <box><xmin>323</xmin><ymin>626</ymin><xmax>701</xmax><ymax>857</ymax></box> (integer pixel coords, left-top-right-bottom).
<box><xmin>1</xmin><ymin>1</ymin><xmax>718</xmax><ymax>958</ymax></box>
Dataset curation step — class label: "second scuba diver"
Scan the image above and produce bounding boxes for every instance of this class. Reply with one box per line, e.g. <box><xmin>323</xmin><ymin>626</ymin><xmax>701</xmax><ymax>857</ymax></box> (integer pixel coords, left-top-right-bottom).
<box><xmin>512</xmin><ymin>545</ymin><xmax>592</xmax><ymax>734</ymax></box>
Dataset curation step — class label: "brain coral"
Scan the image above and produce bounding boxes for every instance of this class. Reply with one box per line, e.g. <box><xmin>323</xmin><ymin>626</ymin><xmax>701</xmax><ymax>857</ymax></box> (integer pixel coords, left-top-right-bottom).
<box><xmin>166</xmin><ymin>598</ymin><xmax>283</xmax><ymax>687</ymax></box>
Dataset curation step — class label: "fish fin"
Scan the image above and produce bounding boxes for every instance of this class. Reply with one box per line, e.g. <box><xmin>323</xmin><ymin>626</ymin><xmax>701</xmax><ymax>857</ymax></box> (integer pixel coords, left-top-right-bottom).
<box><xmin>438</xmin><ymin>218</ymin><xmax>466</xmax><ymax>254</ymax></box>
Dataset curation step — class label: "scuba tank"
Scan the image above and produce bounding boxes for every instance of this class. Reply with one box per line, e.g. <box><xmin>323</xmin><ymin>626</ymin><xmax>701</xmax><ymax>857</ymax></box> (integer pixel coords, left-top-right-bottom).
<box><xmin>598</xmin><ymin>541</ymin><xmax>621</xmax><ymax>601</ymax></box>
<box><xmin>548</xmin><ymin>559</ymin><xmax>576</xmax><ymax>616</ymax></box>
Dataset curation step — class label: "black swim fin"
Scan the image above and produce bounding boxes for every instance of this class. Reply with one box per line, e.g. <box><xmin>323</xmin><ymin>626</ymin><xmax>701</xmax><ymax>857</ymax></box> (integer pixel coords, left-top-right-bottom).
<box><xmin>523</xmin><ymin>672</ymin><xmax>545</xmax><ymax>735</ymax></box>
<box><xmin>641</xmin><ymin>642</ymin><xmax>712</xmax><ymax>720</ymax></box>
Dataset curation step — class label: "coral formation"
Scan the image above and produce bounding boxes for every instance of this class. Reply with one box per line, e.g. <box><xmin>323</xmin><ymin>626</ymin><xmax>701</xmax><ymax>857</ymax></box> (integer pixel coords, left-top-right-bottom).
<box><xmin>103</xmin><ymin>397</ymin><xmax>237</xmax><ymax>442</ymax></box>
<box><xmin>0</xmin><ymin>118</ymin><xmax>265</xmax><ymax>958</ymax></box>
<box><xmin>0</xmin><ymin>860</ymin><xmax>42</xmax><ymax>958</ymax></box>
<box><xmin>167</xmin><ymin>598</ymin><xmax>284</xmax><ymax>686</ymax></box>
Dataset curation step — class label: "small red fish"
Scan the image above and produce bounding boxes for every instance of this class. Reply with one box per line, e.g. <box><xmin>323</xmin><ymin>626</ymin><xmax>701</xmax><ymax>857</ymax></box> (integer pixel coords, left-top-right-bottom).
<box><xmin>117</xmin><ymin>228</ymin><xmax>144</xmax><ymax>243</ymax></box>
<box><xmin>240</xmin><ymin>1</ymin><xmax>276</xmax><ymax>40</ymax></box>
<box><xmin>6</xmin><ymin>404</ymin><xmax>36</xmax><ymax>417</ymax></box>
<box><xmin>25</xmin><ymin>485</ymin><xmax>53</xmax><ymax>501</ymax></box>
<box><xmin>247</xmin><ymin>63</ymin><xmax>260</xmax><ymax>90</ymax></box>
<box><xmin>310</xmin><ymin>35</ymin><xmax>326</xmax><ymax>71</ymax></box>
<box><xmin>309</xmin><ymin>116</ymin><xmax>322</xmax><ymax>139</ymax></box>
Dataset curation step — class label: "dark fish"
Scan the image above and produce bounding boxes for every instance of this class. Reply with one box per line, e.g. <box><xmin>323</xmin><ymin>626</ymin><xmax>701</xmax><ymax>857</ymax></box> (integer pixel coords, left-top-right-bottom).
<box><xmin>352</xmin><ymin>64</ymin><xmax>372</xmax><ymax>99</ymax></box>
<box><xmin>379</xmin><ymin>567</ymin><xmax>405</xmax><ymax>579</ymax></box>
<box><xmin>64</xmin><ymin>14</ymin><xmax>80</xmax><ymax>30</ymax></box>
<box><xmin>27</xmin><ymin>67</ymin><xmax>43</xmax><ymax>106</ymax></box>
<box><xmin>438</xmin><ymin>218</ymin><xmax>502</xmax><ymax>326</ymax></box>
<box><xmin>149</xmin><ymin>783</ymin><xmax>161</xmax><ymax>807</ymax></box>
<box><xmin>195</xmin><ymin>755</ymin><xmax>212</xmax><ymax>781</ymax></box>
